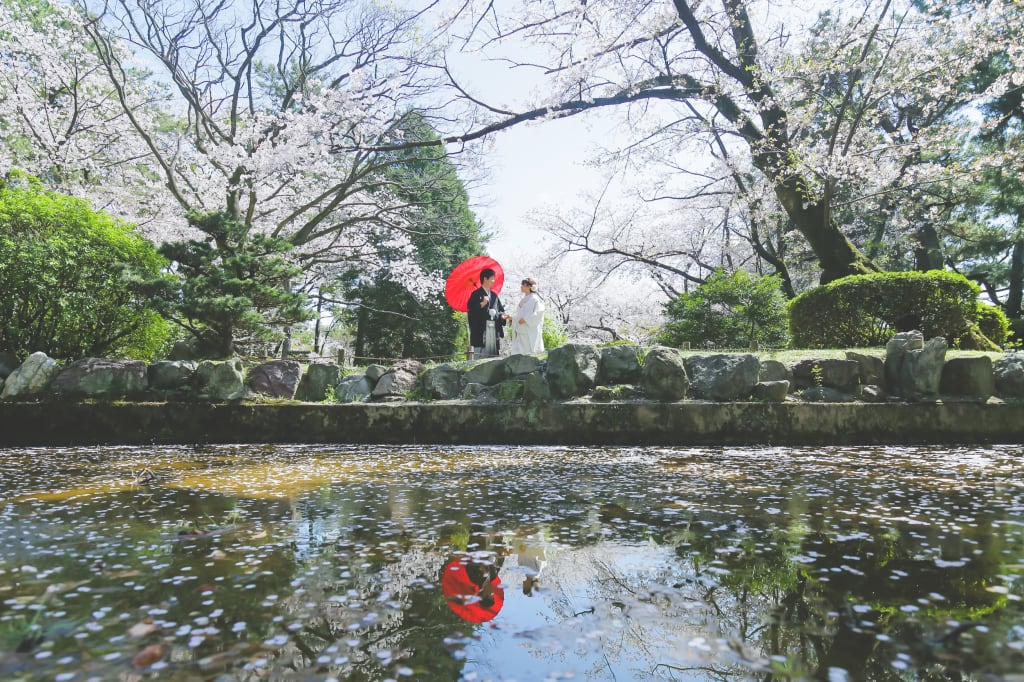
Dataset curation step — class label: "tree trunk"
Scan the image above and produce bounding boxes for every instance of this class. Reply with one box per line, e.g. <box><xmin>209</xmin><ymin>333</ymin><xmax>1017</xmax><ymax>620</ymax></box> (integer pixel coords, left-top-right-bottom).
<box><xmin>914</xmin><ymin>223</ymin><xmax>944</xmax><ymax>272</ymax></box>
<box><xmin>771</xmin><ymin>179</ymin><xmax>879</xmax><ymax>284</ymax></box>
<box><xmin>355</xmin><ymin>306</ymin><xmax>367</xmax><ymax>361</ymax></box>
<box><xmin>216</xmin><ymin>330</ymin><xmax>233</xmax><ymax>359</ymax></box>
<box><xmin>1007</xmin><ymin>239</ymin><xmax>1024</xmax><ymax>319</ymax></box>
<box><xmin>747</xmin><ymin>213</ymin><xmax>796</xmax><ymax>298</ymax></box>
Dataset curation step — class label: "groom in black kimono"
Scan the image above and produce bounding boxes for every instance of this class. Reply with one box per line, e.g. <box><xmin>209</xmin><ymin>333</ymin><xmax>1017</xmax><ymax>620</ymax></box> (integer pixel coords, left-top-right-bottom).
<box><xmin>467</xmin><ymin>268</ymin><xmax>508</xmax><ymax>357</ymax></box>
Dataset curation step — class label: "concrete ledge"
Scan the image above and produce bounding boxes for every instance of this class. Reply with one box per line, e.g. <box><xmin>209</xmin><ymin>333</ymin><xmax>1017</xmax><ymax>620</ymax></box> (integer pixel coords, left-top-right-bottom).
<box><xmin>1</xmin><ymin>401</ymin><xmax>1022</xmax><ymax>446</ymax></box>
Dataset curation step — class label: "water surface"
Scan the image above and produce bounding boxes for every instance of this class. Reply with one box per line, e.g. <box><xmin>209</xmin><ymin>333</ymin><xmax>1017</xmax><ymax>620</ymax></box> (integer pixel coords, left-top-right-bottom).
<box><xmin>0</xmin><ymin>444</ymin><xmax>1022</xmax><ymax>680</ymax></box>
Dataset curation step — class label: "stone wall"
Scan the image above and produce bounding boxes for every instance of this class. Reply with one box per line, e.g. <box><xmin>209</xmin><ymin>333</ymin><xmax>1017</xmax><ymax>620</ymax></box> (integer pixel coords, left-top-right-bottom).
<box><xmin>1</xmin><ymin>332</ymin><xmax>1023</xmax><ymax>446</ymax></box>
<box><xmin>1</xmin><ymin>401</ymin><xmax>1023</xmax><ymax>447</ymax></box>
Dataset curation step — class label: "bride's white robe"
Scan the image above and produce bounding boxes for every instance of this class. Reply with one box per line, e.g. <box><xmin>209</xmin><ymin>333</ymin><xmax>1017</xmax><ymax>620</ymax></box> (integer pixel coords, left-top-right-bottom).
<box><xmin>508</xmin><ymin>293</ymin><xmax>545</xmax><ymax>355</ymax></box>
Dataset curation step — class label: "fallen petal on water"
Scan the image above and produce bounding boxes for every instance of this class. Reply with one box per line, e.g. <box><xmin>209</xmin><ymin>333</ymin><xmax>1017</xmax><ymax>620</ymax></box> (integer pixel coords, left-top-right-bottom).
<box><xmin>127</xmin><ymin>619</ymin><xmax>159</xmax><ymax>639</ymax></box>
<box><xmin>131</xmin><ymin>643</ymin><xmax>164</xmax><ymax>669</ymax></box>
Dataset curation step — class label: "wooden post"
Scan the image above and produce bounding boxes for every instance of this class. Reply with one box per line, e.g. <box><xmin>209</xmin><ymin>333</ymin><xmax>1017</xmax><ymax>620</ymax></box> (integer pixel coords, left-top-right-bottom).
<box><xmin>337</xmin><ymin>348</ymin><xmax>346</xmax><ymax>366</ymax></box>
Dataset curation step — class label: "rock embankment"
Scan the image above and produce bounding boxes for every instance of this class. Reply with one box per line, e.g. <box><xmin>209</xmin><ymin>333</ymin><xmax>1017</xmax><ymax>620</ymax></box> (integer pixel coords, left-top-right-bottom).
<box><xmin>3</xmin><ymin>331</ymin><xmax>1024</xmax><ymax>447</ymax></box>
<box><xmin>1</xmin><ymin>330</ymin><xmax>1019</xmax><ymax>405</ymax></box>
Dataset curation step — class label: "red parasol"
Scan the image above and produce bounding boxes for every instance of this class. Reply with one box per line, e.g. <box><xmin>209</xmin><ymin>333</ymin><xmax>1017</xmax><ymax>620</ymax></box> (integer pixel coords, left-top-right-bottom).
<box><xmin>445</xmin><ymin>256</ymin><xmax>504</xmax><ymax>313</ymax></box>
<box><xmin>441</xmin><ymin>557</ymin><xmax>505</xmax><ymax>623</ymax></box>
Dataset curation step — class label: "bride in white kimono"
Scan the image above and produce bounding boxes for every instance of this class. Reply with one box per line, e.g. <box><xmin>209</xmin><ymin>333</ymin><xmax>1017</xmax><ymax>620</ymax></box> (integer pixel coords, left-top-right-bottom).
<box><xmin>508</xmin><ymin>277</ymin><xmax>546</xmax><ymax>355</ymax></box>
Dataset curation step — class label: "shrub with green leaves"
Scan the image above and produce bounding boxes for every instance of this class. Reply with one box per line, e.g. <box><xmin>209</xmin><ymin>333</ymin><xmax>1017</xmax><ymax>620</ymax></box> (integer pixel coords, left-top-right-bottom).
<box><xmin>787</xmin><ymin>270</ymin><xmax>979</xmax><ymax>348</ymax></box>
<box><xmin>976</xmin><ymin>303</ymin><xmax>1011</xmax><ymax>346</ymax></box>
<box><xmin>1008</xmin><ymin>318</ymin><xmax>1024</xmax><ymax>349</ymax></box>
<box><xmin>658</xmin><ymin>269</ymin><xmax>789</xmax><ymax>350</ymax></box>
<box><xmin>0</xmin><ymin>173</ymin><xmax>171</xmax><ymax>360</ymax></box>
<box><xmin>542</xmin><ymin>315</ymin><xmax>568</xmax><ymax>351</ymax></box>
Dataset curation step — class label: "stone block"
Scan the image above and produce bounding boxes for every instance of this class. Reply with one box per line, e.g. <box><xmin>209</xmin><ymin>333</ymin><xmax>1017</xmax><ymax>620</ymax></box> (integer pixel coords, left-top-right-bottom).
<box><xmin>845</xmin><ymin>351</ymin><xmax>884</xmax><ymax>387</ymax></box>
<box><xmin>759</xmin><ymin>359</ymin><xmax>791</xmax><ymax>383</ymax></box>
<box><xmin>148</xmin><ymin>360</ymin><xmax>198</xmax><ymax>391</ymax></box>
<box><xmin>51</xmin><ymin>358</ymin><xmax>148</xmax><ymax>399</ymax></box>
<box><xmin>464</xmin><ymin>358</ymin><xmax>507</xmax><ymax>385</ymax></box>
<box><xmin>248</xmin><ymin>360</ymin><xmax>302</xmax><ymax>399</ymax></box>
<box><xmin>640</xmin><ymin>346</ymin><xmax>689</xmax><ymax>401</ymax></box>
<box><xmin>193</xmin><ymin>360</ymin><xmax>245</xmax><ymax>400</ymax></box>
<box><xmin>940</xmin><ymin>356</ymin><xmax>994</xmax><ymax>398</ymax></box>
<box><xmin>337</xmin><ymin>374</ymin><xmax>372</xmax><ymax>403</ymax></box>
<box><xmin>420</xmin><ymin>365</ymin><xmax>463</xmax><ymax>400</ymax></box>
<box><xmin>522</xmin><ymin>373</ymin><xmax>550</xmax><ymax>403</ymax></box>
<box><xmin>547</xmin><ymin>344</ymin><xmax>600</xmax><ymax>399</ymax></box>
<box><xmin>885</xmin><ymin>334</ymin><xmax>947</xmax><ymax>398</ymax></box>
<box><xmin>598</xmin><ymin>345</ymin><xmax>642</xmax><ymax>384</ymax></box>
<box><xmin>365</xmin><ymin>364</ymin><xmax>388</xmax><ymax>382</ymax></box>
<box><xmin>792</xmin><ymin>358</ymin><xmax>860</xmax><ymax>393</ymax></box>
<box><xmin>994</xmin><ymin>353</ymin><xmax>1024</xmax><ymax>398</ymax></box>
<box><xmin>1</xmin><ymin>352</ymin><xmax>59</xmax><ymax>399</ymax></box>
<box><xmin>505</xmin><ymin>354</ymin><xmax>544</xmax><ymax>377</ymax></box>
<box><xmin>752</xmin><ymin>380</ymin><xmax>789</xmax><ymax>402</ymax></box>
<box><xmin>295</xmin><ymin>363</ymin><xmax>342</xmax><ymax>402</ymax></box>
<box><xmin>371</xmin><ymin>360</ymin><xmax>424</xmax><ymax>400</ymax></box>
<box><xmin>461</xmin><ymin>382</ymin><xmax>487</xmax><ymax>399</ymax></box>
<box><xmin>491</xmin><ymin>380</ymin><xmax>524</xmax><ymax>402</ymax></box>
<box><xmin>685</xmin><ymin>354</ymin><xmax>759</xmax><ymax>401</ymax></box>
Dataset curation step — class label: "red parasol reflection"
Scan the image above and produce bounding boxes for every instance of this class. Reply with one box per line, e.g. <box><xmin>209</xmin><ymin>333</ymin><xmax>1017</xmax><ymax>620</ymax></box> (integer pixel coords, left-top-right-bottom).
<box><xmin>444</xmin><ymin>256</ymin><xmax>504</xmax><ymax>313</ymax></box>
<box><xmin>441</xmin><ymin>556</ymin><xmax>504</xmax><ymax>623</ymax></box>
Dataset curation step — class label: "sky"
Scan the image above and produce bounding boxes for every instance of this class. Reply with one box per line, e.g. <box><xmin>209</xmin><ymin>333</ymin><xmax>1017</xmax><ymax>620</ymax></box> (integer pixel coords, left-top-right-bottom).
<box><xmin>438</xmin><ymin>44</ymin><xmax>625</xmax><ymax>284</ymax></box>
<box><xmin>466</xmin><ymin>115</ymin><xmax>614</xmax><ymax>275</ymax></box>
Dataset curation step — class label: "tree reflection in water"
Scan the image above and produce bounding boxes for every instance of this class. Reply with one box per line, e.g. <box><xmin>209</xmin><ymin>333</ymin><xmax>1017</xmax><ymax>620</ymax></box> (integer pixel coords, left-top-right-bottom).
<box><xmin>0</xmin><ymin>445</ymin><xmax>1021</xmax><ymax>680</ymax></box>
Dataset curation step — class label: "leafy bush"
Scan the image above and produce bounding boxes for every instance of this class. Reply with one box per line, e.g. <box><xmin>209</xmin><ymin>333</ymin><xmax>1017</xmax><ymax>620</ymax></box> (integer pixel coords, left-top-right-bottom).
<box><xmin>542</xmin><ymin>315</ymin><xmax>568</xmax><ymax>350</ymax></box>
<box><xmin>787</xmin><ymin>271</ymin><xmax>979</xmax><ymax>348</ymax></box>
<box><xmin>1008</xmin><ymin>318</ymin><xmax>1024</xmax><ymax>349</ymax></box>
<box><xmin>0</xmin><ymin>173</ymin><xmax>171</xmax><ymax>360</ymax></box>
<box><xmin>977</xmin><ymin>304</ymin><xmax>1011</xmax><ymax>346</ymax></box>
<box><xmin>658</xmin><ymin>269</ymin><xmax>789</xmax><ymax>350</ymax></box>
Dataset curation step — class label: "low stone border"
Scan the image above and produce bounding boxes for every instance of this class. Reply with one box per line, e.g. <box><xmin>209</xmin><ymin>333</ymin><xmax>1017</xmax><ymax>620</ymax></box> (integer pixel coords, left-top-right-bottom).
<box><xmin>1</xmin><ymin>400</ymin><xmax>1022</xmax><ymax>447</ymax></box>
<box><xmin>3</xmin><ymin>332</ymin><xmax>1022</xmax><ymax>406</ymax></box>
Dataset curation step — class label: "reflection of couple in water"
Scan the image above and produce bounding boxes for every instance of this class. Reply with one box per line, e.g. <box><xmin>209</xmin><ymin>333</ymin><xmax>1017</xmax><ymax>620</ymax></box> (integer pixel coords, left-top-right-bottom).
<box><xmin>441</xmin><ymin>526</ymin><xmax>549</xmax><ymax>623</ymax></box>
<box><xmin>515</xmin><ymin>538</ymin><xmax>547</xmax><ymax>597</ymax></box>
<box><xmin>441</xmin><ymin>552</ymin><xmax>504</xmax><ymax>623</ymax></box>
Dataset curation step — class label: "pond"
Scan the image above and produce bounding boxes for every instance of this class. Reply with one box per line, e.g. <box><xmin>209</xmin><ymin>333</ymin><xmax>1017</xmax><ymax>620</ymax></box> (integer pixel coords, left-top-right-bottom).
<box><xmin>0</xmin><ymin>444</ymin><xmax>1022</xmax><ymax>681</ymax></box>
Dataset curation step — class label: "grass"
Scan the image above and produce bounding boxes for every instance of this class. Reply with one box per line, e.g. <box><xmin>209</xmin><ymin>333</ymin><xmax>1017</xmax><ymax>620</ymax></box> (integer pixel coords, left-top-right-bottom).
<box><xmin>676</xmin><ymin>347</ymin><xmax>1007</xmax><ymax>363</ymax></box>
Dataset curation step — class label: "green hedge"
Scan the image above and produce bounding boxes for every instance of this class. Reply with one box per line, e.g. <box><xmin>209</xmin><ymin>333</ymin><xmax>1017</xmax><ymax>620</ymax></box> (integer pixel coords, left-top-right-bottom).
<box><xmin>787</xmin><ymin>271</ymin><xmax>980</xmax><ymax>348</ymax></box>
<box><xmin>976</xmin><ymin>304</ymin><xmax>1011</xmax><ymax>346</ymax></box>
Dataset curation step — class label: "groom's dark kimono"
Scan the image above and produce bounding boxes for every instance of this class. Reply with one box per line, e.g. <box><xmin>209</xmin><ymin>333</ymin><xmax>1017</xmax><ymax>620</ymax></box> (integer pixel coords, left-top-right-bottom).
<box><xmin>467</xmin><ymin>286</ymin><xmax>506</xmax><ymax>353</ymax></box>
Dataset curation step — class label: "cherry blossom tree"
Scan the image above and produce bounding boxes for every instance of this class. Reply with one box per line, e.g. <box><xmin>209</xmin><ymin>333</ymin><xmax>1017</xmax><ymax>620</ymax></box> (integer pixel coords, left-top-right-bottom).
<box><xmin>0</xmin><ymin>0</ymin><xmax>157</xmax><ymax>212</ymax></box>
<box><xmin>3</xmin><ymin>0</ymin><xmax>496</xmax><ymax>355</ymax></box>
<box><xmin>3</xmin><ymin>0</ymin><xmax>477</xmax><ymax>283</ymax></box>
<box><xmin>422</xmin><ymin>0</ymin><xmax>1023</xmax><ymax>286</ymax></box>
<box><xmin>74</xmin><ymin>0</ymin><xmax>454</xmax><ymax>280</ymax></box>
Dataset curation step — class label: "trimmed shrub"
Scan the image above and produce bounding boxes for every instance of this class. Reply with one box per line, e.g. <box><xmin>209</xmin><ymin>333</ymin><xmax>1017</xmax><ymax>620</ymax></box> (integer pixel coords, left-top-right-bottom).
<box><xmin>659</xmin><ymin>269</ymin><xmax>789</xmax><ymax>350</ymax></box>
<box><xmin>787</xmin><ymin>271</ymin><xmax>979</xmax><ymax>348</ymax></box>
<box><xmin>976</xmin><ymin>304</ymin><xmax>1011</xmax><ymax>347</ymax></box>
